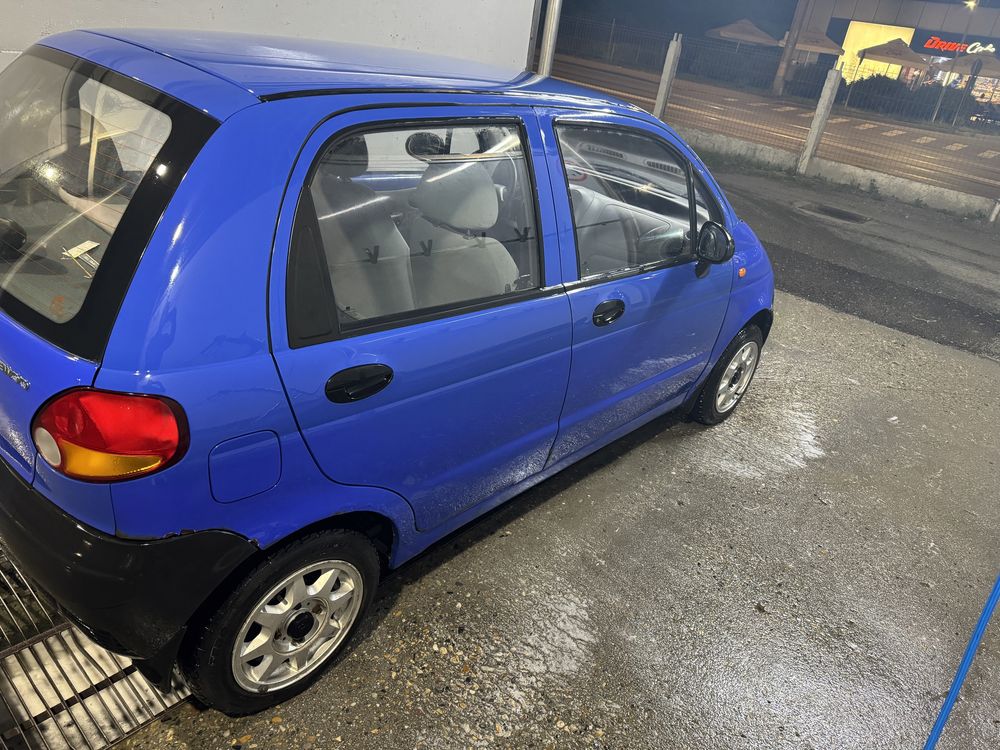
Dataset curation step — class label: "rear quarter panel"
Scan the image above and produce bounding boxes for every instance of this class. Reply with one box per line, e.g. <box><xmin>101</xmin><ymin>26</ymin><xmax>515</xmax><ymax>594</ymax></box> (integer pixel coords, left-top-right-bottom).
<box><xmin>95</xmin><ymin>96</ymin><xmax>420</xmax><ymax>551</ymax></box>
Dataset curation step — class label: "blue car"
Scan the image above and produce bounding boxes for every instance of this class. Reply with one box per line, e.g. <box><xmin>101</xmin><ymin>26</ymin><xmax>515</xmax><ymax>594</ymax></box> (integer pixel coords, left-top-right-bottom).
<box><xmin>0</xmin><ymin>30</ymin><xmax>773</xmax><ymax>713</ymax></box>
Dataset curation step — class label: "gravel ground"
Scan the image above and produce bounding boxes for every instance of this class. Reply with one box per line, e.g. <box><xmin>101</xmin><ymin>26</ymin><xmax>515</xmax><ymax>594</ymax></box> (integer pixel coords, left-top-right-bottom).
<box><xmin>122</xmin><ymin>291</ymin><xmax>1000</xmax><ymax>749</ymax></box>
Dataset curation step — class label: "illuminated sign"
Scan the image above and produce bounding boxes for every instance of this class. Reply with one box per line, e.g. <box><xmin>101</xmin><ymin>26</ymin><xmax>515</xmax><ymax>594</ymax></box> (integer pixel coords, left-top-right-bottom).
<box><xmin>911</xmin><ymin>29</ymin><xmax>1000</xmax><ymax>58</ymax></box>
<box><xmin>923</xmin><ymin>36</ymin><xmax>996</xmax><ymax>54</ymax></box>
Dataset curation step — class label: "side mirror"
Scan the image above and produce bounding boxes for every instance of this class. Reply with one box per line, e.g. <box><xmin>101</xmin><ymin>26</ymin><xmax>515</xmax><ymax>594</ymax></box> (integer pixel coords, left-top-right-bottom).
<box><xmin>696</xmin><ymin>221</ymin><xmax>735</xmax><ymax>264</ymax></box>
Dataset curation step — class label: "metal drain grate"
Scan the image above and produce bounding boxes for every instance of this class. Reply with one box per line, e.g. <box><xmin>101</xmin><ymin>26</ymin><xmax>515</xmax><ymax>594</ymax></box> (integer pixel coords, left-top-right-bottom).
<box><xmin>0</xmin><ymin>552</ymin><xmax>187</xmax><ymax>749</ymax></box>
<box><xmin>794</xmin><ymin>201</ymin><xmax>871</xmax><ymax>224</ymax></box>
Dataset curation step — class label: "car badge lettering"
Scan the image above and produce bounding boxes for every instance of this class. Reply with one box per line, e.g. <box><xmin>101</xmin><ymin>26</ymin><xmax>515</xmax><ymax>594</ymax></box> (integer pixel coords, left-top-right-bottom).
<box><xmin>0</xmin><ymin>359</ymin><xmax>29</xmax><ymax>391</ymax></box>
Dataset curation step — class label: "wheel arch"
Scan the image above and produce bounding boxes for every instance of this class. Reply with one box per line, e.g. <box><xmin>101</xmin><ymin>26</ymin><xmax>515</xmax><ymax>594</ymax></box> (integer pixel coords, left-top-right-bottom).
<box><xmin>746</xmin><ymin>308</ymin><xmax>774</xmax><ymax>342</ymax></box>
<box><xmin>172</xmin><ymin>508</ymin><xmax>399</xmax><ymax>674</ymax></box>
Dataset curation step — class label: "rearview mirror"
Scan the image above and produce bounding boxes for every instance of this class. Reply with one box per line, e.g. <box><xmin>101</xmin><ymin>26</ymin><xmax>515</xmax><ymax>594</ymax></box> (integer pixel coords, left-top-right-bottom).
<box><xmin>696</xmin><ymin>221</ymin><xmax>735</xmax><ymax>264</ymax></box>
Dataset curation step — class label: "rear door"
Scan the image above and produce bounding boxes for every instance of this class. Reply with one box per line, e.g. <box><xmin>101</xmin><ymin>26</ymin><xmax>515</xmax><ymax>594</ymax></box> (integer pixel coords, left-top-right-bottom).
<box><xmin>270</xmin><ymin>105</ymin><xmax>571</xmax><ymax>531</ymax></box>
<box><xmin>536</xmin><ymin>108</ymin><xmax>734</xmax><ymax>465</ymax></box>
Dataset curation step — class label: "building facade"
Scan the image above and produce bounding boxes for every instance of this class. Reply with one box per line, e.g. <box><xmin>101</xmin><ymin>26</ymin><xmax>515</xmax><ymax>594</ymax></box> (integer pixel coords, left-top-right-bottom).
<box><xmin>806</xmin><ymin>1</ymin><xmax>1000</xmax><ymax>84</ymax></box>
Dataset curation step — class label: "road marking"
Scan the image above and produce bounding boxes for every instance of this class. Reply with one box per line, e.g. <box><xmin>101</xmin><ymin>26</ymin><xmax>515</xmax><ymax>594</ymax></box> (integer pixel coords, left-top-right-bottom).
<box><xmin>978</xmin><ymin>150</ymin><xmax>1000</xmax><ymax>158</ymax></box>
<box><xmin>775</xmin><ymin>106</ymin><xmax>797</xmax><ymax>112</ymax></box>
<box><xmin>798</xmin><ymin>112</ymin><xmax>815</xmax><ymax>118</ymax></box>
<box><xmin>747</xmin><ymin>102</ymin><xmax>770</xmax><ymax>107</ymax></box>
<box><xmin>857</xmin><ymin>123</ymin><xmax>878</xmax><ymax>130</ymax></box>
<box><xmin>944</xmin><ymin>143</ymin><xmax>968</xmax><ymax>151</ymax></box>
<box><xmin>914</xmin><ymin>136</ymin><xmax>936</xmax><ymax>144</ymax></box>
<box><xmin>883</xmin><ymin>129</ymin><xmax>906</xmax><ymax>137</ymax></box>
<box><xmin>724</xmin><ymin>97</ymin><xmax>738</xmax><ymax>102</ymax></box>
<box><xmin>828</xmin><ymin>117</ymin><xmax>849</xmax><ymax>124</ymax></box>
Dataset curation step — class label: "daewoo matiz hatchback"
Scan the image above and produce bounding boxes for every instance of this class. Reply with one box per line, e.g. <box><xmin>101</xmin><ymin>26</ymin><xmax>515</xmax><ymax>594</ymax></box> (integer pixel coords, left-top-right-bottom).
<box><xmin>0</xmin><ymin>30</ymin><xmax>773</xmax><ymax>713</ymax></box>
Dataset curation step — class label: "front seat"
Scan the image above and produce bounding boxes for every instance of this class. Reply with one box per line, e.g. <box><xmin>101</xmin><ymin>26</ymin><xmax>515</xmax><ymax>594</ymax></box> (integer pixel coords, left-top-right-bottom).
<box><xmin>569</xmin><ymin>186</ymin><xmax>632</xmax><ymax>275</ymax></box>
<box><xmin>406</xmin><ymin>161</ymin><xmax>519</xmax><ymax>309</ymax></box>
<box><xmin>311</xmin><ymin>135</ymin><xmax>415</xmax><ymax>322</ymax></box>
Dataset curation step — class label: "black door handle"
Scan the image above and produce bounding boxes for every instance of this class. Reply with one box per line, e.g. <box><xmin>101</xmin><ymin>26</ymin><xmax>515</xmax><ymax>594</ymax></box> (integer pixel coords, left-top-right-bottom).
<box><xmin>592</xmin><ymin>299</ymin><xmax>626</xmax><ymax>327</ymax></box>
<box><xmin>326</xmin><ymin>364</ymin><xmax>394</xmax><ymax>403</ymax></box>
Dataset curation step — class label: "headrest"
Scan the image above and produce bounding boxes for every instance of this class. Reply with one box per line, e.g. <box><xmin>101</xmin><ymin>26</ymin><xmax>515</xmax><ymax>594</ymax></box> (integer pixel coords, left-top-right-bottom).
<box><xmin>322</xmin><ymin>135</ymin><xmax>368</xmax><ymax>178</ymax></box>
<box><xmin>406</xmin><ymin>132</ymin><xmax>447</xmax><ymax>160</ymax></box>
<box><xmin>411</xmin><ymin>161</ymin><xmax>498</xmax><ymax>231</ymax></box>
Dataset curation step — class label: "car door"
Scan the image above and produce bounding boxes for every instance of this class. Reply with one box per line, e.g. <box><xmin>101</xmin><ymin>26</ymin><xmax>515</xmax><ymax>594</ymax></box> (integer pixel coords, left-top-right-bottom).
<box><xmin>535</xmin><ymin>108</ymin><xmax>734</xmax><ymax>465</ymax></box>
<box><xmin>270</xmin><ymin>105</ymin><xmax>571</xmax><ymax>531</ymax></box>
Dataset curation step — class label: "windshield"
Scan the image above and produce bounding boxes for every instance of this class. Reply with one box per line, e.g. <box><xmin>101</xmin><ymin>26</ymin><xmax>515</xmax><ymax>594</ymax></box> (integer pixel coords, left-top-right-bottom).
<box><xmin>0</xmin><ymin>47</ymin><xmax>216</xmax><ymax>360</ymax></box>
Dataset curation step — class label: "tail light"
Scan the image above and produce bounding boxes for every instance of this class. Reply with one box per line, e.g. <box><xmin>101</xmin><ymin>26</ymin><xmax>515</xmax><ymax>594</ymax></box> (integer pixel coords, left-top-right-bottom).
<box><xmin>32</xmin><ymin>389</ymin><xmax>187</xmax><ymax>482</ymax></box>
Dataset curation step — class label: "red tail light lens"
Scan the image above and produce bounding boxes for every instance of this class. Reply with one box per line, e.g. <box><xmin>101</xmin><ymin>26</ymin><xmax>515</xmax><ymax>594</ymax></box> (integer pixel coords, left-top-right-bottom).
<box><xmin>32</xmin><ymin>389</ymin><xmax>187</xmax><ymax>482</ymax></box>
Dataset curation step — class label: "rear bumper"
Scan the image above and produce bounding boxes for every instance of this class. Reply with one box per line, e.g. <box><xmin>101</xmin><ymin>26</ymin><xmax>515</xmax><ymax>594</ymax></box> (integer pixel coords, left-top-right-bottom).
<box><xmin>0</xmin><ymin>457</ymin><xmax>257</xmax><ymax>683</ymax></box>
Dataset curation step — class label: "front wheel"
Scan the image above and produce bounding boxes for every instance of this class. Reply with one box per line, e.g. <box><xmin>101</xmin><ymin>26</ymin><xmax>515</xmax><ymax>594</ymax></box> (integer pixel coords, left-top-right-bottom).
<box><xmin>180</xmin><ymin>529</ymin><xmax>379</xmax><ymax>715</ymax></box>
<box><xmin>692</xmin><ymin>325</ymin><xmax>763</xmax><ymax>426</ymax></box>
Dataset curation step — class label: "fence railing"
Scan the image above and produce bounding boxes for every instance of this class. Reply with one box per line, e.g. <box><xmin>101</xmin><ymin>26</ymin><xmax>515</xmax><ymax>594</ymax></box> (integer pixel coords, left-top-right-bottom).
<box><xmin>552</xmin><ymin>15</ymin><xmax>1000</xmax><ymax>204</ymax></box>
<box><xmin>557</xmin><ymin>15</ymin><xmax>669</xmax><ymax>72</ymax></box>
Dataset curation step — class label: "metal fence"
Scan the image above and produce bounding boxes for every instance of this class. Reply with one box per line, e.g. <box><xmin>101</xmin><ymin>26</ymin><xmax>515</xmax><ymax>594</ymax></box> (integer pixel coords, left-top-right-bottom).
<box><xmin>552</xmin><ymin>15</ymin><xmax>1000</xmax><ymax>202</ymax></box>
<box><xmin>557</xmin><ymin>15</ymin><xmax>670</xmax><ymax>73</ymax></box>
<box><xmin>816</xmin><ymin>63</ymin><xmax>1000</xmax><ymax>198</ymax></box>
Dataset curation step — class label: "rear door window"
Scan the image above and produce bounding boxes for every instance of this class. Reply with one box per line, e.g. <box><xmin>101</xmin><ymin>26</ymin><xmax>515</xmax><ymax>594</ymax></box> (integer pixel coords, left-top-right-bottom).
<box><xmin>287</xmin><ymin>120</ymin><xmax>542</xmax><ymax>345</ymax></box>
<box><xmin>0</xmin><ymin>47</ymin><xmax>216</xmax><ymax>359</ymax></box>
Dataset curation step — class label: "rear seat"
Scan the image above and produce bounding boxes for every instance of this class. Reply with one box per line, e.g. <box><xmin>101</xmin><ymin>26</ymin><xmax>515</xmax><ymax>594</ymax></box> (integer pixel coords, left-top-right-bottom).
<box><xmin>311</xmin><ymin>136</ymin><xmax>415</xmax><ymax>321</ymax></box>
<box><xmin>406</xmin><ymin>161</ymin><xmax>519</xmax><ymax>309</ymax></box>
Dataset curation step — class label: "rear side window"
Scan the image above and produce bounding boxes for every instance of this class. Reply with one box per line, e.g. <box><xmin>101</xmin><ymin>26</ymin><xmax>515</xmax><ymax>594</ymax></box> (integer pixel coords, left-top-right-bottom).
<box><xmin>287</xmin><ymin>121</ymin><xmax>541</xmax><ymax>346</ymax></box>
<box><xmin>0</xmin><ymin>47</ymin><xmax>216</xmax><ymax>359</ymax></box>
<box><xmin>554</xmin><ymin>124</ymin><xmax>721</xmax><ymax>279</ymax></box>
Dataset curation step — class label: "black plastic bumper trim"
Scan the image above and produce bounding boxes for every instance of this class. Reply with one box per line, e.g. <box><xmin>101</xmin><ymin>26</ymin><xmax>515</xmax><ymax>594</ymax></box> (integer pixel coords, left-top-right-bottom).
<box><xmin>0</xmin><ymin>458</ymin><xmax>258</xmax><ymax>671</ymax></box>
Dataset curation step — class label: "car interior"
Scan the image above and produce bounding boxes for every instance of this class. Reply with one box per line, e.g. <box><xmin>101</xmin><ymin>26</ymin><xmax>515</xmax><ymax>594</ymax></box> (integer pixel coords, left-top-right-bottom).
<box><xmin>556</xmin><ymin>126</ymin><xmax>714</xmax><ymax>277</ymax></box>
<box><xmin>306</xmin><ymin>125</ymin><xmax>541</xmax><ymax>328</ymax></box>
<box><xmin>0</xmin><ymin>65</ymin><xmax>170</xmax><ymax>323</ymax></box>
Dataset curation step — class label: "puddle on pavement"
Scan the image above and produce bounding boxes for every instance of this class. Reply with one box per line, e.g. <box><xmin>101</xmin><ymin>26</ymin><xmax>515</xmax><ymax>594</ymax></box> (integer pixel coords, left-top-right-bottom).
<box><xmin>682</xmin><ymin>401</ymin><xmax>825</xmax><ymax>480</ymax></box>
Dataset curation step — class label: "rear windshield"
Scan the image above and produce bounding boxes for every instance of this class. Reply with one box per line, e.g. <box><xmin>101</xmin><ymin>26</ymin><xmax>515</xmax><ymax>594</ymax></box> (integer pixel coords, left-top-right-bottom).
<box><xmin>0</xmin><ymin>47</ymin><xmax>216</xmax><ymax>359</ymax></box>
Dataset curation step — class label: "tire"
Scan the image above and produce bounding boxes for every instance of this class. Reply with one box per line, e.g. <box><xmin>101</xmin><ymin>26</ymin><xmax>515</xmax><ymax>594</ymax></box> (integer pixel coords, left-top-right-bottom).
<box><xmin>180</xmin><ymin>529</ymin><xmax>380</xmax><ymax>715</ymax></box>
<box><xmin>691</xmin><ymin>325</ymin><xmax>764</xmax><ymax>426</ymax></box>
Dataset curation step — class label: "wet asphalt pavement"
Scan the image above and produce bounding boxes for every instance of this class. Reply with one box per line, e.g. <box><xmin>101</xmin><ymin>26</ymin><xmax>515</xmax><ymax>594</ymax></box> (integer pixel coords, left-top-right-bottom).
<box><xmin>125</xmin><ymin>174</ymin><xmax>1000</xmax><ymax>750</ymax></box>
<box><xmin>716</xmin><ymin>169</ymin><xmax>1000</xmax><ymax>362</ymax></box>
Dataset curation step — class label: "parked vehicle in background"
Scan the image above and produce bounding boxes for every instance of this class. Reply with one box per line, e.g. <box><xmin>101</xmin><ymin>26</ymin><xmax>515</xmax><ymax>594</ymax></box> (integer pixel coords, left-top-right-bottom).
<box><xmin>0</xmin><ymin>30</ymin><xmax>773</xmax><ymax>714</ymax></box>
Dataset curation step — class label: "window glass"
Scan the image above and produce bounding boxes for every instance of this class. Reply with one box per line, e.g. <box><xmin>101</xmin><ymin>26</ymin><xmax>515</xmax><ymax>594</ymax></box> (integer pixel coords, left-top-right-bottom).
<box><xmin>555</xmin><ymin>124</ymin><xmax>712</xmax><ymax>279</ymax></box>
<box><xmin>288</xmin><ymin>122</ymin><xmax>540</xmax><ymax>342</ymax></box>
<box><xmin>0</xmin><ymin>53</ymin><xmax>172</xmax><ymax>324</ymax></box>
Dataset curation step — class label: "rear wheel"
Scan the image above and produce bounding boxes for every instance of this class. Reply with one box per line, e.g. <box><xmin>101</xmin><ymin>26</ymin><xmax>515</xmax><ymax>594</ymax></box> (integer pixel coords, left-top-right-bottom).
<box><xmin>180</xmin><ymin>529</ymin><xmax>379</xmax><ymax>715</ymax></box>
<box><xmin>692</xmin><ymin>325</ymin><xmax>763</xmax><ymax>426</ymax></box>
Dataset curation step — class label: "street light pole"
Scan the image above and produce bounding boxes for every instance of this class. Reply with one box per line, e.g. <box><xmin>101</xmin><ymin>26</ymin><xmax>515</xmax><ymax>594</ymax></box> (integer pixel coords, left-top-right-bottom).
<box><xmin>931</xmin><ymin>0</ymin><xmax>978</xmax><ymax>123</ymax></box>
<box><xmin>772</xmin><ymin>0</ymin><xmax>814</xmax><ymax>97</ymax></box>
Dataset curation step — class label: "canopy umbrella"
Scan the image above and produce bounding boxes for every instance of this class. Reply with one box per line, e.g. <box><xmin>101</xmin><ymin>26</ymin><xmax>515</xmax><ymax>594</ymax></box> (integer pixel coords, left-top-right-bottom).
<box><xmin>780</xmin><ymin>28</ymin><xmax>845</xmax><ymax>56</ymax></box>
<box><xmin>706</xmin><ymin>19</ymin><xmax>780</xmax><ymax>48</ymax></box>
<box><xmin>858</xmin><ymin>38</ymin><xmax>931</xmax><ymax>70</ymax></box>
<box><xmin>944</xmin><ymin>52</ymin><xmax>1000</xmax><ymax>79</ymax></box>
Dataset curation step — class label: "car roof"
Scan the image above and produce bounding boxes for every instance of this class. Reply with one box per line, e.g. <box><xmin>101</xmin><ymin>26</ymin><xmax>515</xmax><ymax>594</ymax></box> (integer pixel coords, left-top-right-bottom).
<box><xmin>42</xmin><ymin>29</ymin><xmax>639</xmax><ymax>117</ymax></box>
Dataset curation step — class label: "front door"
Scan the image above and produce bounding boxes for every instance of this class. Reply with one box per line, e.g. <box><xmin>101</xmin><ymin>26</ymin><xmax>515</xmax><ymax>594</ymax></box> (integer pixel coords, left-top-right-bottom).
<box><xmin>270</xmin><ymin>106</ymin><xmax>571</xmax><ymax>531</ymax></box>
<box><xmin>536</xmin><ymin>109</ymin><xmax>733</xmax><ymax>465</ymax></box>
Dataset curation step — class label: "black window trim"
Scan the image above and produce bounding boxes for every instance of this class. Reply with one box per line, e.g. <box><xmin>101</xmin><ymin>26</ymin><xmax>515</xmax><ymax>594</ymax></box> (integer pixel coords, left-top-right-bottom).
<box><xmin>0</xmin><ymin>45</ymin><xmax>220</xmax><ymax>361</ymax></box>
<box><xmin>287</xmin><ymin>114</ymin><xmax>552</xmax><ymax>348</ymax></box>
<box><xmin>551</xmin><ymin>118</ymin><xmax>723</xmax><ymax>286</ymax></box>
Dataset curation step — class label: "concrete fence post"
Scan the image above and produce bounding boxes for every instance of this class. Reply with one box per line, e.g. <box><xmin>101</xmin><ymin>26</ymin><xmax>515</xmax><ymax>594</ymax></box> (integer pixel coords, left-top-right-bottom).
<box><xmin>653</xmin><ymin>34</ymin><xmax>682</xmax><ymax>121</ymax></box>
<box><xmin>797</xmin><ymin>67</ymin><xmax>843</xmax><ymax>175</ymax></box>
